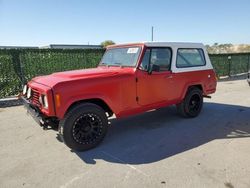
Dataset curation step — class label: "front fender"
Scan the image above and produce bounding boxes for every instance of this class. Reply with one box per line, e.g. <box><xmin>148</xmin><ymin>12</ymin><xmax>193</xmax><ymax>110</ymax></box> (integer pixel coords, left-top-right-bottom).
<box><xmin>56</xmin><ymin>93</ymin><xmax>116</xmax><ymax>120</ymax></box>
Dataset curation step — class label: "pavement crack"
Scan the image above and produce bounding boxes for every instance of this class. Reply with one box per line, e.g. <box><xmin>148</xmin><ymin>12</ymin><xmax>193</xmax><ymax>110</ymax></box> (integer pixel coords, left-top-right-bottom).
<box><xmin>59</xmin><ymin>168</ymin><xmax>93</xmax><ymax>188</ymax></box>
<box><xmin>101</xmin><ymin>151</ymin><xmax>149</xmax><ymax>177</ymax></box>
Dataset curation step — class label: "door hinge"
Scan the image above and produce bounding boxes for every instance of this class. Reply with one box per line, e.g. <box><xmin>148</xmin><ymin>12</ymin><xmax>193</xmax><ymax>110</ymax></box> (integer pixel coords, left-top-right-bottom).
<box><xmin>136</xmin><ymin>96</ymin><xmax>139</xmax><ymax>101</ymax></box>
<box><xmin>135</xmin><ymin>77</ymin><xmax>138</xmax><ymax>82</ymax></box>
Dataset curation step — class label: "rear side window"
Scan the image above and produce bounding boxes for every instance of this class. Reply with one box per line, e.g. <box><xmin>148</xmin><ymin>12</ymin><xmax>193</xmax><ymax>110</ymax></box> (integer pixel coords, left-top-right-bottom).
<box><xmin>176</xmin><ymin>49</ymin><xmax>206</xmax><ymax>68</ymax></box>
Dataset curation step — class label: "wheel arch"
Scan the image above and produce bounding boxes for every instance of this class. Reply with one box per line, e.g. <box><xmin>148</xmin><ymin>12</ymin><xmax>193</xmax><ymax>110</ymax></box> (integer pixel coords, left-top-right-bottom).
<box><xmin>181</xmin><ymin>83</ymin><xmax>204</xmax><ymax>100</ymax></box>
<box><xmin>188</xmin><ymin>84</ymin><xmax>203</xmax><ymax>92</ymax></box>
<box><xmin>67</xmin><ymin>98</ymin><xmax>113</xmax><ymax>116</ymax></box>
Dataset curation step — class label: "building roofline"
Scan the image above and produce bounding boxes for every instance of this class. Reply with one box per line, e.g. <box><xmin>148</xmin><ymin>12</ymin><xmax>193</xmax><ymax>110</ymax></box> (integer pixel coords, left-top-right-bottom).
<box><xmin>0</xmin><ymin>46</ymin><xmax>39</xmax><ymax>49</ymax></box>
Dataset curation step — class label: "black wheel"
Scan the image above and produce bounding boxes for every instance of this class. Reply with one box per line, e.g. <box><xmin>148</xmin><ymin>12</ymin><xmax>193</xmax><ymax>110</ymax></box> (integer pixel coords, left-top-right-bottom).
<box><xmin>176</xmin><ymin>87</ymin><xmax>203</xmax><ymax>118</ymax></box>
<box><xmin>59</xmin><ymin>103</ymin><xmax>108</xmax><ymax>151</ymax></box>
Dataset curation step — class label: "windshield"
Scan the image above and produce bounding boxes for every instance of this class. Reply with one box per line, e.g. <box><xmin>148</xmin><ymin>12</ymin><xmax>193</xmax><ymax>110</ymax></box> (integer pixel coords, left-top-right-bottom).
<box><xmin>100</xmin><ymin>47</ymin><xmax>141</xmax><ymax>67</ymax></box>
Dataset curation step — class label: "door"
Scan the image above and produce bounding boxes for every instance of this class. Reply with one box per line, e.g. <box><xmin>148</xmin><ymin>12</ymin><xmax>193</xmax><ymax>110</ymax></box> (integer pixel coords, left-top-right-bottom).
<box><xmin>136</xmin><ymin>47</ymin><xmax>175</xmax><ymax>106</ymax></box>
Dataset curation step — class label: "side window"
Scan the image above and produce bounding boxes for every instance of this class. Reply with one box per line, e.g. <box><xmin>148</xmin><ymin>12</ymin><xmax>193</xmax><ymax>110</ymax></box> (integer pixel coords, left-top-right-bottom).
<box><xmin>140</xmin><ymin>49</ymin><xmax>150</xmax><ymax>71</ymax></box>
<box><xmin>151</xmin><ymin>48</ymin><xmax>171</xmax><ymax>71</ymax></box>
<box><xmin>176</xmin><ymin>49</ymin><xmax>206</xmax><ymax>68</ymax></box>
<box><xmin>139</xmin><ymin>48</ymin><xmax>172</xmax><ymax>71</ymax></box>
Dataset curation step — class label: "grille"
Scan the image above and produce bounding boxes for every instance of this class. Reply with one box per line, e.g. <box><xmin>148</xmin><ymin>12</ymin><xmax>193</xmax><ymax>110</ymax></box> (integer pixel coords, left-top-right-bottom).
<box><xmin>31</xmin><ymin>89</ymin><xmax>41</xmax><ymax>107</ymax></box>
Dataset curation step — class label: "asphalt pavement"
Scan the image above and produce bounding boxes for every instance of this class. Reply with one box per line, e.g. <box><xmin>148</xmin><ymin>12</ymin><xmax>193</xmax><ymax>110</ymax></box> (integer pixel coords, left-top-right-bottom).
<box><xmin>0</xmin><ymin>79</ymin><xmax>250</xmax><ymax>188</ymax></box>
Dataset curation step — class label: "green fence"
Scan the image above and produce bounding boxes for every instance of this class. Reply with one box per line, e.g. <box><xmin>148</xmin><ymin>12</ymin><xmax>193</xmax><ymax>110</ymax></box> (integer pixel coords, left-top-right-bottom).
<box><xmin>209</xmin><ymin>53</ymin><xmax>250</xmax><ymax>77</ymax></box>
<box><xmin>0</xmin><ymin>49</ymin><xmax>104</xmax><ymax>98</ymax></box>
<box><xmin>0</xmin><ymin>49</ymin><xmax>249</xmax><ymax>98</ymax></box>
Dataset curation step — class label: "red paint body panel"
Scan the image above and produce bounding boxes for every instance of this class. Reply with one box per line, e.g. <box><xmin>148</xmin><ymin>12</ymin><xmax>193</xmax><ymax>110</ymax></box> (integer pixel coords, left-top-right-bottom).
<box><xmin>25</xmin><ymin>43</ymin><xmax>217</xmax><ymax>120</ymax></box>
<box><xmin>53</xmin><ymin>67</ymin><xmax>137</xmax><ymax>119</ymax></box>
<box><xmin>27</xmin><ymin>80</ymin><xmax>55</xmax><ymax>116</ymax></box>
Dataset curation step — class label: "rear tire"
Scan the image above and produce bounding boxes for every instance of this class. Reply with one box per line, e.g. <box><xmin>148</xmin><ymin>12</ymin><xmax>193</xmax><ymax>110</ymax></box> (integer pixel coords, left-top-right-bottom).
<box><xmin>59</xmin><ymin>103</ymin><xmax>108</xmax><ymax>151</ymax></box>
<box><xmin>176</xmin><ymin>87</ymin><xmax>203</xmax><ymax>118</ymax></box>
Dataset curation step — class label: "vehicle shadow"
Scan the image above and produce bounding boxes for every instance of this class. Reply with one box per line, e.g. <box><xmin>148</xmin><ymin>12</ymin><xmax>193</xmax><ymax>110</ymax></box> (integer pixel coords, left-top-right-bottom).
<box><xmin>74</xmin><ymin>102</ymin><xmax>250</xmax><ymax>165</ymax></box>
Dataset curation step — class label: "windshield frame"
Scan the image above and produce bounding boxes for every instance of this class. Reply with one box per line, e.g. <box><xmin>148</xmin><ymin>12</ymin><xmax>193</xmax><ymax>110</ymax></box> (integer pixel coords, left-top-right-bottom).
<box><xmin>99</xmin><ymin>45</ymin><xmax>143</xmax><ymax>68</ymax></box>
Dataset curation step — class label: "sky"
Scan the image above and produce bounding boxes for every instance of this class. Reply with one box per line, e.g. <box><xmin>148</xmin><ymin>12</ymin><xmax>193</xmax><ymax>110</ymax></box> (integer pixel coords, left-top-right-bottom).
<box><xmin>0</xmin><ymin>0</ymin><xmax>250</xmax><ymax>46</ymax></box>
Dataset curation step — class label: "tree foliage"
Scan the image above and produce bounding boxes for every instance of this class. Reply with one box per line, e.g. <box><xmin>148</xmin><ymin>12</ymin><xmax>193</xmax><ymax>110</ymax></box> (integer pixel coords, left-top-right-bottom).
<box><xmin>100</xmin><ymin>40</ymin><xmax>115</xmax><ymax>48</ymax></box>
<box><xmin>206</xmin><ymin>43</ymin><xmax>250</xmax><ymax>54</ymax></box>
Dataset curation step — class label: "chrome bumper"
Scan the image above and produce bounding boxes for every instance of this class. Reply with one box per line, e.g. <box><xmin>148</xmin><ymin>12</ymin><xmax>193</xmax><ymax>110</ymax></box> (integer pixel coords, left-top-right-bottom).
<box><xmin>21</xmin><ymin>96</ymin><xmax>46</xmax><ymax>126</ymax></box>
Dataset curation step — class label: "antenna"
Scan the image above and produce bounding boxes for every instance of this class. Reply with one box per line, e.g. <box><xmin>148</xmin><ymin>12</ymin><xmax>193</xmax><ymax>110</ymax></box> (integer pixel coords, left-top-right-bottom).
<box><xmin>151</xmin><ymin>26</ymin><xmax>154</xmax><ymax>41</ymax></box>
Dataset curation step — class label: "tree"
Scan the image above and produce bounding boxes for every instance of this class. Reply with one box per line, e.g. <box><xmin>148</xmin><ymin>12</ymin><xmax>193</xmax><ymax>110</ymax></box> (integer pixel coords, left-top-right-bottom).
<box><xmin>100</xmin><ymin>40</ymin><xmax>115</xmax><ymax>48</ymax></box>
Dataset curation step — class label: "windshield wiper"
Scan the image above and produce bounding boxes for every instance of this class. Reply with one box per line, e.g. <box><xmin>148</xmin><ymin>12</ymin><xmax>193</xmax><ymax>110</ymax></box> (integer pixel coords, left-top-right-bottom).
<box><xmin>114</xmin><ymin>62</ymin><xmax>124</xmax><ymax>67</ymax></box>
<box><xmin>100</xmin><ymin>62</ymin><xmax>123</xmax><ymax>67</ymax></box>
<box><xmin>100</xmin><ymin>62</ymin><xmax>110</xmax><ymax>67</ymax></box>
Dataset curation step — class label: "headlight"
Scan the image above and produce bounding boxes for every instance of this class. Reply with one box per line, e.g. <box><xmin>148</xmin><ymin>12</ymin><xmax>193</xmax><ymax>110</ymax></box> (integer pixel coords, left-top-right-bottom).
<box><xmin>39</xmin><ymin>95</ymin><xmax>43</xmax><ymax>104</ymax></box>
<box><xmin>43</xmin><ymin>95</ymin><xmax>49</xmax><ymax>109</ymax></box>
<box><xmin>38</xmin><ymin>94</ymin><xmax>49</xmax><ymax>109</ymax></box>
<box><xmin>22</xmin><ymin>85</ymin><xmax>27</xmax><ymax>95</ymax></box>
<box><xmin>27</xmin><ymin>87</ymin><xmax>32</xmax><ymax>99</ymax></box>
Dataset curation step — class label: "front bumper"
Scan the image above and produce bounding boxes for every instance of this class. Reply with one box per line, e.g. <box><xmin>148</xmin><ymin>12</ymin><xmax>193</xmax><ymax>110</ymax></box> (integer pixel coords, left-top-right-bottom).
<box><xmin>21</xmin><ymin>96</ymin><xmax>46</xmax><ymax>126</ymax></box>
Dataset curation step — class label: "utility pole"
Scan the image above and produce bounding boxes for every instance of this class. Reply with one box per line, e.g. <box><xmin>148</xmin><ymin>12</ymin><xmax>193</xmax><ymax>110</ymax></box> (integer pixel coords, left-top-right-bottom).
<box><xmin>151</xmin><ymin>26</ymin><xmax>154</xmax><ymax>41</ymax></box>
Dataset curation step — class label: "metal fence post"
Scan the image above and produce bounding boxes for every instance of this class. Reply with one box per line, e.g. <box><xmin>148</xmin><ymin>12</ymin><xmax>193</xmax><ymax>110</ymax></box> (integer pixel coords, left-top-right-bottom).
<box><xmin>248</xmin><ymin>53</ymin><xmax>250</xmax><ymax>72</ymax></box>
<box><xmin>228</xmin><ymin>55</ymin><xmax>231</xmax><ymax>77</ymax></box>
<box><xmin>19</xmin><ymin>51</ymin><xmax>26</xmax><ymax>85</ymax></box>
<box><xmin>10</xmin><ymin>49</ymin><xmax>25</xmax><ymax>89</ymax></box>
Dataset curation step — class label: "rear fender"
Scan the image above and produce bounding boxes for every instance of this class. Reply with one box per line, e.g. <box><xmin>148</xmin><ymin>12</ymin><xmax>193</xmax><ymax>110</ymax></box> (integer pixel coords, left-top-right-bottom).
<box><xmin>180</xmin><ymin>82</ymin><xmax>204</xmax><ymax>101</ymax></box>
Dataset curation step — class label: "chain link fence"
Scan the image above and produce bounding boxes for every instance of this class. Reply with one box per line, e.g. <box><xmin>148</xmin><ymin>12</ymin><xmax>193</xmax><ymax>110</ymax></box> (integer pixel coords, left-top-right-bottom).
<box><xmin>0</xmin><ymin>49</ymin><xmax>104</xmax><ymax>98</ymax></box>
<box><xmin>0</xmin><ymin>49</ymin><xmax>249</xmax><ymax>98</ymax></box>
<box><xmin>209</xmin><ymin>53</ymin><xmax>250</xmax><ymax>77</ymax></box>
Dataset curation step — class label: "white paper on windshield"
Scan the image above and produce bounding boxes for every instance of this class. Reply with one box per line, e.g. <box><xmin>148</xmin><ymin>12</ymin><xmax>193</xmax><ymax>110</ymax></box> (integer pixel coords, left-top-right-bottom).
<box><xmin>127</xmin><ymin>48</ymin><xmax>139</xmax><ymax>54</ymax></box>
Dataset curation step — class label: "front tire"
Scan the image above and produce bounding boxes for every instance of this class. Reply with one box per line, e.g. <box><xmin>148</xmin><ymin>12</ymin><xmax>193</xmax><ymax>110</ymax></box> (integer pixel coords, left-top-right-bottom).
<box><xmin>59</xmin><ymin>103</ymin><xmax>108</xmax><ymax>151</ymax></box>
<box><xmin>176</xmin><ymin>87</ymin><xmax>203</xmax><ymax>118</ymax></box>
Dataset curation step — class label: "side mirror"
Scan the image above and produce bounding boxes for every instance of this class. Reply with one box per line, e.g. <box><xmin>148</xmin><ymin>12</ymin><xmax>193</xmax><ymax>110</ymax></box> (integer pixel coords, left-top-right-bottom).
<box><xmin>148</xmin><ymin>64</ymin><xmax>160</xmax><ymax>74</ymax></box>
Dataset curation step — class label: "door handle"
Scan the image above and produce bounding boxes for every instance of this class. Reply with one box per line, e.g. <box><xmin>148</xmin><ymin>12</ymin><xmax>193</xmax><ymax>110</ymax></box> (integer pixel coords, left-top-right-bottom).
<box><xmin>165</xmin><ymin>75</ymin><xmax>173</xmax><ymax>79</ymax></box>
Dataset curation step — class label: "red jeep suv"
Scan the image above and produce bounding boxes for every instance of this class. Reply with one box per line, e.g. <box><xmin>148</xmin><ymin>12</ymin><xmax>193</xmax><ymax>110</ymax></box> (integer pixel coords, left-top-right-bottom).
<box><xmin>22</xmin><ymin>42</ymin><xmax>217</xmax><ymax>151</ymax></box>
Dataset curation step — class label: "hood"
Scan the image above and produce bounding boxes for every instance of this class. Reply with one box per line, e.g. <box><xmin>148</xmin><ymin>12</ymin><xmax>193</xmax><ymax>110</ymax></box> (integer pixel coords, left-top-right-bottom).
<box><xmin>31</xmin><ymin>67</ymin><xmax>120</xmax><ymax>88</ymax></box>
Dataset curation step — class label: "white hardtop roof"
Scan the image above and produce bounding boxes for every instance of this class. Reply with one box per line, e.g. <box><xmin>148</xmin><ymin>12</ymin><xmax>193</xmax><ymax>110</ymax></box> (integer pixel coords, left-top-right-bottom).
<box><xmin>143</xmin><ymin>41</ymin><xmax>204</xmax><ymax>48</ymax></box>
<box><xmin>108</xmin><ymin>42</ymin><xmax>205</xmax><ymax>49</ymax></box>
